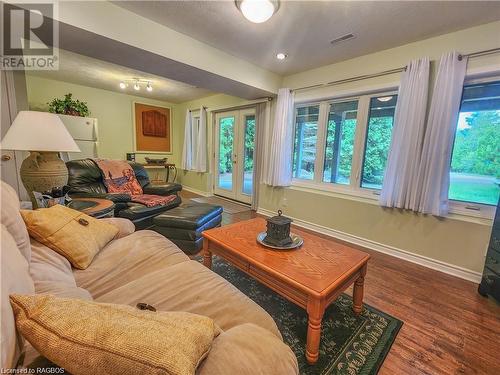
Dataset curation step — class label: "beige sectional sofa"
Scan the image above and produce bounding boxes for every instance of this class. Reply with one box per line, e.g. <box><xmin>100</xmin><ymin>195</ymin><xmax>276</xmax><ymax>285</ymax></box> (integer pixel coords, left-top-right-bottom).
<box><xmin>1</xmin><ymin>181</ymin><xmax>298</xmax><ymax>374</ymax></box>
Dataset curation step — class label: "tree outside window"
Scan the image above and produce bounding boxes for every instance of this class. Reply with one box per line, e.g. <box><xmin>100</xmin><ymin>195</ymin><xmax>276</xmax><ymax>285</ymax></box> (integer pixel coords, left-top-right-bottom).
<box><xmin>449</xmin><ymin>81</ymin><xmax>500</xmax><ymax>205</ymax></box>
<box><xmin>361</xmin><ymin>95</ymin><xmax>398</xmax><ymax>189</ymax></box>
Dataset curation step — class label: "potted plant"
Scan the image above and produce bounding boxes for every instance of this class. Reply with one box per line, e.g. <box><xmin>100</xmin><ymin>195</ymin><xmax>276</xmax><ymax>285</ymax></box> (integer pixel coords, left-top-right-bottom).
<box><xmin>48</xmin><ymin>93</ymin><xmax>90</xmax><ymax>117</ymax></box>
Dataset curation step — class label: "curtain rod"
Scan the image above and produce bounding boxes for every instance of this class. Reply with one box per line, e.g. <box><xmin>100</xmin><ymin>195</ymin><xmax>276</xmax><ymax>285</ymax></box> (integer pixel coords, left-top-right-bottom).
<box><xmin>459</xmin><ymin>47</ymin><xmax>500</xmax><ymax>61</ymax></box>
<box><xmin>292</xmin><ymin>46</ymin><xmax>500</xmax><ymax>93</ymax></box>
<box><xmin>188</xmin><ymin>106</ymin><xmax>208</xmax><ymax>112</ymax></box>
<box><xmin>188</xmin><ymin>97</ymin><xmax>272</xmax><ymax>113</ymax></box>
<box><xmin>188</xmin><ymin>96</ymin><xmax>272</xmax><ymax>112</ymax></box>
<box><xmin>291</xmin><ymin>67</ymin><xmax>406</xmax><ymax>93</ymax></box>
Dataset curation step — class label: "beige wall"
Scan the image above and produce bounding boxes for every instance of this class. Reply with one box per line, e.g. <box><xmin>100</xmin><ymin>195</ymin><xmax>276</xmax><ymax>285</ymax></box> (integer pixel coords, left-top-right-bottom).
<box><xmin>25</xmin><ymin>75</ymin><xmax>178</xmax><ymax>165</ymax></box>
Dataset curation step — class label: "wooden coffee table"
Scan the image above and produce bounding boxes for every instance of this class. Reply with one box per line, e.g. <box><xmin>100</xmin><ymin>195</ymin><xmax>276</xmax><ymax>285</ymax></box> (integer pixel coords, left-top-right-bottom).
<box><xmin>202</xmin><ymin>218</ymin><xmax>370</xmax><ymax>365</ymax></box>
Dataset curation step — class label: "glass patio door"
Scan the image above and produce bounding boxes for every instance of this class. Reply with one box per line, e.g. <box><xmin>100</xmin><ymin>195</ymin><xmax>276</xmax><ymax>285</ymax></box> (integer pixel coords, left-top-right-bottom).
<box><xmin>214</xmin><ymin>108</ymin><xmax>255</xmax><ymax>204</ymax></box>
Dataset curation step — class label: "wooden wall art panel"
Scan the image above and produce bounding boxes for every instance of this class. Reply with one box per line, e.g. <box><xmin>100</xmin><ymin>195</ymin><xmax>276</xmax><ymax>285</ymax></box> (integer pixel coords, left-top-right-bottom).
<box><xmin>134</xmin><ymin>103</ymin><xmax>171</xmax><ymax>153</ymax></box>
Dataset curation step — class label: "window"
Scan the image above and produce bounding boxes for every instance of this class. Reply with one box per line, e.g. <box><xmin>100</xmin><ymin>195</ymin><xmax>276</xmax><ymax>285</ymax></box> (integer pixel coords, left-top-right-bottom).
<box><xmin>323</xmin><ymin>101</ymin><xmax>358</xmax><ymax>184</ymax></box>
<box><xmin>293</xmin><ymin>105</ymin><xmax>319</xmax><ymax>180</ymax></box>
<box><xmin>290</xmin><ymin>79</ymin><xmax>499</xmax><ymax>218</ymax></box>
<box><xmin>361</xmin><ymin>95</ymin><xmax>398</xmax><ymax>189</ymax></box>
<box><xmin>292</xmin><ymin>92</ymin><xmax>398</xmax><ymax>191</ymax></box>
<box><xmin>449</xmin><ymin>81</ymin><xmax>500</xmax><ymax>206</ymax></box>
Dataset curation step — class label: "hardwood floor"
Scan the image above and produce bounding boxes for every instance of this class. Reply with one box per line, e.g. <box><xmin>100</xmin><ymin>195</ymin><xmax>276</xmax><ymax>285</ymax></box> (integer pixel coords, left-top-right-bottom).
<box><xmin>180</xmin><ymin>191</ymin><xmax>500</xmax><ymax>375</ymax></box>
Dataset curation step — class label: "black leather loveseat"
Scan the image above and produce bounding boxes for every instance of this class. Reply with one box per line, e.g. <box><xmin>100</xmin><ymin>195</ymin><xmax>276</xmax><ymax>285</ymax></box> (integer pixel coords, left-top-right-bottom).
<box><xmin>66</xmin><ymin>159</ymin><xmax>182</xmax><ymax>229</ymax></box>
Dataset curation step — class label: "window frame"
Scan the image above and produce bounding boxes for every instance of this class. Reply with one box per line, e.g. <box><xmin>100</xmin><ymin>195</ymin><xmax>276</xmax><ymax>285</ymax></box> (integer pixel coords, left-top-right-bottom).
<box><xmin>359</xmin><ymin>93</ymin><xmax>399</xmax><ymax>190</ymax></box>
<box><xmin>321</xmin><ymin>98</ymin><xmax>361</xmax><ymax>186</ymax></box>
<box><xmin>447</xmin><ymin>75</ymin><xmax>500</xmax><ymax>219</ymax></box>
<box><xmin>292</xmin><ymin>102</ymin><xmax>322</xmax><ymax>181</ymax></box>
<box><xmin>292</xmin><ymin>90</ymin><xmax>398</xmax><ymax>199</ymax></box>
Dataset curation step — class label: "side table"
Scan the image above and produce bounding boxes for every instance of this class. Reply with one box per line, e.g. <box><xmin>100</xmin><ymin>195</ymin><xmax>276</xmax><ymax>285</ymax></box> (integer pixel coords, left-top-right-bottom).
<box><xmin>140</xmin><ymin>163</ymin><xmax>177</xmax><ymax>183</ymax></box>
<box><xmin>67</xmin><ymin>198</ymin><xmax>115</xmax><ymax>218</ymax></box>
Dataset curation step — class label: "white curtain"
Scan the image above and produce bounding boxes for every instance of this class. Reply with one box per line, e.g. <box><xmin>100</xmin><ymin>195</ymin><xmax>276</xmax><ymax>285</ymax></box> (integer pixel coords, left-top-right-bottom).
<box><xmin>379</xmin><ymin>57</ymin><xmax>430</xmax><ymax>209</ymax></box>
<box><xmin>181</xmin><ymin>109</ymin><xmax>193</xmax><ymax>170</ymax></box>
<box><xmin>414</xmin><ymin>52</ymin><xmax>468</xmax><ymax>216</ymax></box>
<box><xmin>251</xmin><ymin>102</ymin><xmax>267</xmax><ymax>209</ymax></box>
<box><xmin>194</xmin><ymin>107</ymin><xmax>207</xmax><ymax>172</ymax></box>
<box><xmin>262</xmin><ymin>88</ymin><xmax>295</xmax><ymax>187</ymax></box>
<box><xmin>191</xmin><ymin>114</ymin><xmax>198</xmax><ymax>167</ymax></box>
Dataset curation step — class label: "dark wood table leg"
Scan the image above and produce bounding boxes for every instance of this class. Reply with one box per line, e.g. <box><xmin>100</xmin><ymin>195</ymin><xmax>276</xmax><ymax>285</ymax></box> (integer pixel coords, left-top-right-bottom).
<box><xmin>171</xmin><ymin>165</ymin><xmax>177</xmax><ymax>182</ymax></box>
<box><xmin>202</xmin><ymin>239</ymin><xmax>212</xmax><ymax>269</ymax></box>
<box><xmin>306</xmin><ymin>298</ymin><xmax>325</xmax><ymax>365</ymax></box>
<box><xmin>353</xmin><ymin>263</ymin><xmax>367</xmax><ymax>315</ymax></box>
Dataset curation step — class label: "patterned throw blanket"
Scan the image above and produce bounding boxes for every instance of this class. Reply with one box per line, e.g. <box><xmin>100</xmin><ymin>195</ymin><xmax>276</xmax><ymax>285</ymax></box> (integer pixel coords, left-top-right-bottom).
<box><xmin>93</xmin><ymin>159</ymin><xmax>177</xmax><ymax>207</ymax></box>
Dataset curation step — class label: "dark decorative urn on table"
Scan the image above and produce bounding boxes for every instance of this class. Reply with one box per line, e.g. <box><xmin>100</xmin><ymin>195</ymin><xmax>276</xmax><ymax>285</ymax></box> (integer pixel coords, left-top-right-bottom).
<box><xmin>264</xmin><ymin>210</ymin><xmax>293</xmax><ymax>247</ymax></box>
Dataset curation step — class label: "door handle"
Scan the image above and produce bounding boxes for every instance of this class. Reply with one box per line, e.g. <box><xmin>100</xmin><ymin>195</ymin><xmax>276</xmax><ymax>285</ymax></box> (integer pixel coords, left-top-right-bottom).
<box><xmin>1</xmin><ymin>154</ymin><xmax>11</xmax><ymax>161</ymax></box>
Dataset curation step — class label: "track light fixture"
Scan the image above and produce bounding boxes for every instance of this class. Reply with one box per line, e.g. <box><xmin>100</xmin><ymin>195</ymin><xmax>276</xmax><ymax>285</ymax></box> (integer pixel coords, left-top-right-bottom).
<box><xmin>119</xmin><ymin>78</ymin><xmax>154</xmax><ymax>92</ymax></box>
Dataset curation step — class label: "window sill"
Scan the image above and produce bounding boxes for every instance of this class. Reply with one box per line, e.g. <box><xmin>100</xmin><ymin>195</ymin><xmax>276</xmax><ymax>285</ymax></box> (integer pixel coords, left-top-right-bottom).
<box><xmin>448</xmin><ymin>201</ymin><xmax>495</xmax><ymax>223</ymax></box>
<box><xmin>291</xmin><ymin>179</ymin><xmax>380</xmax><ymax>204</ymax></box>
<box><xmin>290</xmin><ymin>179</ymin><xmax>494</xmax><ymax>225</ymax></box>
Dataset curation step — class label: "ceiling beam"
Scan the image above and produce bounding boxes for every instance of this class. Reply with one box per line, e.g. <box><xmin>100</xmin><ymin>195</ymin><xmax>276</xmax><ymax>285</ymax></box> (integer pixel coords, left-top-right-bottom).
<box><xmin>53</xmin><ymin>1</ymin><xmax>281</xmax><ymax>98</ymax></box>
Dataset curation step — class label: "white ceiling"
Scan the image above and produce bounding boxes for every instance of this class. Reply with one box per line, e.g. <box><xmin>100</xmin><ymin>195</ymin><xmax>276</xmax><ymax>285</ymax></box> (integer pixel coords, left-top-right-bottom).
<box><xmin>28</xmin><ymin>49</ymin><xmax>214</xmax><ymax>103</ymax></box>
<box><xmin>115</xmin><ymin>0</ymin><xmax>500</xmax><ymax>75</ymax></box>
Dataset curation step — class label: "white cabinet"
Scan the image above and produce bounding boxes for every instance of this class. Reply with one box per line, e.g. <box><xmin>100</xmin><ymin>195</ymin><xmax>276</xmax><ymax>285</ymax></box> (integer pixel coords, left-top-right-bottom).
<box><xmin>58</xmin><ymin>114</ymin><xmax>99</xmax><ymax>161</ymax></box>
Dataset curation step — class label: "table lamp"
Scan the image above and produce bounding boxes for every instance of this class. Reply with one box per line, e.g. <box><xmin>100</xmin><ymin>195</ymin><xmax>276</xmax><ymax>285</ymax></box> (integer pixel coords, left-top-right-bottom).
<box><xmin>1</xmin><ymin>111</ymin><xmax>80</xmax><ymax>207</ymax></box>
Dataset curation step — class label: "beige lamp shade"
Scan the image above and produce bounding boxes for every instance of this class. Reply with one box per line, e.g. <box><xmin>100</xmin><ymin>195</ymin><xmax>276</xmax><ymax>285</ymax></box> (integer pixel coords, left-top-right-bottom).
<box><xmin>1</xmin><ymin>111</ymin><xmax>80</xmax><ymax>152</ymax></box>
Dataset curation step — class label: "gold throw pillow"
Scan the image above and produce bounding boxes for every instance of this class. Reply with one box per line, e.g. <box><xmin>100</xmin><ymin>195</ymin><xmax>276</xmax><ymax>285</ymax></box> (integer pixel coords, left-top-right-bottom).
<box><xmin>10</xmin><ymin>294</ymin><xmax>220</xmax><ymax>375</ymax></box>
<box><xmin>20</xmin><ymin>205</ymin><xmax>118</xmax><ymax>269</ymax></box>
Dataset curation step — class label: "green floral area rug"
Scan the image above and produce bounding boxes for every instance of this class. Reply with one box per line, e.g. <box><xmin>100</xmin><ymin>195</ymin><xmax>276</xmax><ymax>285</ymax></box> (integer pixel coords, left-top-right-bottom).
<box><xmin>211</xmin><ymin>257</ymin><xmax>403</xmax><ymax>375</ymax></box>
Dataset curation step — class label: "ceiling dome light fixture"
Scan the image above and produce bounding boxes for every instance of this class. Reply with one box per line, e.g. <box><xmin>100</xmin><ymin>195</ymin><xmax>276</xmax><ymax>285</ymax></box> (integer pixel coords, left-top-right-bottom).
<box><xmin>377</xmin><ymin>96</ymin><xmax>393</xmax><ymax>102</ymax></box>
<box><xmin>235</xmin><ymin>0</ymin><xmax>279</xmax><ymax>24</ymax></box>
<box><xmin>119</xmin><ymin>81</ymin><xmax>127</xmax><ymax>89</ymax></box>
<box><xmin>276</xmin><ymin>52</ymin><xmax>287</xmax><ymax>60</ymax></box>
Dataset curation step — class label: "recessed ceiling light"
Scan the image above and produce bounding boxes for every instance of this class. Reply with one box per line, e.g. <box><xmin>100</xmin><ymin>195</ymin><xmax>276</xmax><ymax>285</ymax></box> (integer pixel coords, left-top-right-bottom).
<box><xmin>276</xmin><ymin>53</ymin><xmax>287</xmax><ymax>60</ymax></box>
<box><xmin>119</xmin><ymin>82</ymin><xmax>126</xmax><ymax>89</ymax></box>
<box><xmin>236</xmin><ymin>0</ymin><xmax>280</xmax><ymax>24</ymax></box>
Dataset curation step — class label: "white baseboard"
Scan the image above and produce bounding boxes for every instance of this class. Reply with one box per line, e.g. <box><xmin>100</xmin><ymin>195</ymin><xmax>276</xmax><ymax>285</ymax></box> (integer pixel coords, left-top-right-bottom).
<box><xmin>181</xmin><ymin>186</ymin><xmax>213</xmax><ymax>197</ymax></box>
<box><xmin>257</xmin><ymin>208</ymin><xmax>482</xmax><ymax>284</ymax></box>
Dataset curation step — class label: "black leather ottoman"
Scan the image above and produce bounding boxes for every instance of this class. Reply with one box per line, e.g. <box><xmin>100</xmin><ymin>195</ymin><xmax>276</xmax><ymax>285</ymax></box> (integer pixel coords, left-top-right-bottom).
<box><xmin>152</xmin><ymin>203</ymin><xmax>223</xmax><ymax>255</ymax></box>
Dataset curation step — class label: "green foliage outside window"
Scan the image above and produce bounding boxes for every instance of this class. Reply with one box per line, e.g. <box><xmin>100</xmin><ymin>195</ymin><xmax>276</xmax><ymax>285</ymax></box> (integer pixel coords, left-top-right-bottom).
<box><xmin>324</xmin><ymin>118</ymin><xmax>356</xmax><ymax>183</ymax></box>
<box><xmin>293</xmin><ymin>106</ymin><xmax>319</xmax><ymax>180</ymax></box>
<box><xmin>361</xmin><ymin>116</ymin><xmax>394</xmax><ymax>188</ymax></box>
<box><xmin>451</xmin><ymin>111</ymin><xmax>499</xmax><ymax>177</ymax></box>
<box><xmin>218</xmin><ymin>117</ymin><xmax>255</xmax><ymax>175</ymax></box>
<box><xmin>244</xmin><ymin>118</ymin><xmax>255</xmax><ymax>172</ymax></box>
<box><xmin>219</xmin><ymin>117</ymin><xmax>234</xmax><ymax>174</ymax></box>
<box><xmin>449</xmin><ymin>110</ymin><xmax>500</xmax><ymax>205</ymax></box>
